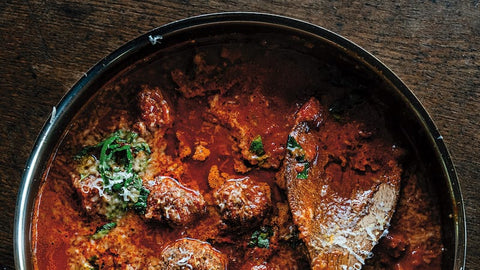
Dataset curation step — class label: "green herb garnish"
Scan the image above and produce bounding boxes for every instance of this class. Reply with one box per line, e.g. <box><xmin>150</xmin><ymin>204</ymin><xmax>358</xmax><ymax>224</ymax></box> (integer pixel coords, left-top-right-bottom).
<box><xmin>287</xmin><ymin>135</ymin><xmax>309</xmax><ymax>179</ymax></box>
<box><xmin>96</xmin><ymin>130</ymin><xmax>149</xmax><ymax>186</ymax></box>
<box><xmin>287</xmin><ymin>135</ymin><xmax>302</xmax><ymax>151</ymax></box>
<box><xmin>287</xmin><ymin>135</ymin><xmax>305</xmax><ymax>159</ymax></box>
<box><xmin>75</xmin><ymin>130</ymin><xmax>151</xmax><ymax>219</ymax></box>
<box><xmin>91</xmin><ymin>222</ymin><xmax>117</xmax><ymax>240</ymax></box>
<box><xmin>297</xmin><ymin>162</ymin><xmax>310</xmax><ymax>179</ymax></box>
<box><xmin>250</xmin><ymin>135</ymin><xmax>265</xmax><ymax>156</ymax></box>
<box><xmin>248</xmin><ymin>226</ymin><xmax>274</xmax><ymax>248</ymax></box>
<box><xmin>131</xmin><ymin>185</ymin><xmax>150</xmax><ymax>214</ymax></box>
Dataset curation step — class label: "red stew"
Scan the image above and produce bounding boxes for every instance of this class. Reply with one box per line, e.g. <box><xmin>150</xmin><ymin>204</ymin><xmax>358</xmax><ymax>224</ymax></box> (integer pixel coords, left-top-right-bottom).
<box><xmin>32</xmin><ymin>40</ymin><xmax>443</xmax><ymax>270</ymax></box>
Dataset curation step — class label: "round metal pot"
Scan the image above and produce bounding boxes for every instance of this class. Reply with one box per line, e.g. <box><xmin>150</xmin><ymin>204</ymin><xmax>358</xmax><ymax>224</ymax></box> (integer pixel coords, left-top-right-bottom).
<box><xmin>14</xmin><ymin>12</ymin><xmax>466</xmax><ymax>269</ymax></box>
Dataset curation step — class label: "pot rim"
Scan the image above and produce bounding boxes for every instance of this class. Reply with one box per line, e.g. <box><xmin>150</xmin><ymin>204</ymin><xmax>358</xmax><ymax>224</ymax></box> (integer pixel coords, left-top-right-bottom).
<box><xmin>14</xmin><ymin>12</ymin><xmax>466</xmax><ymax>269</ymax></box>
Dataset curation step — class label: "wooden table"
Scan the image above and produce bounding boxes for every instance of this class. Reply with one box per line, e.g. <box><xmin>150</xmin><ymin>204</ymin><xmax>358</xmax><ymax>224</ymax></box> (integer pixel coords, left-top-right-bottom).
<box><xmin>1</xmin><ymin>1</ymin><xmax>478</xmax><ymax>269</ymax></box>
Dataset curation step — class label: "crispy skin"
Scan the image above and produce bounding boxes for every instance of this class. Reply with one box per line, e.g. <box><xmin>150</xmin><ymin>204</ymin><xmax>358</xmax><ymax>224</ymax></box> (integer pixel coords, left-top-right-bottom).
<box><xmin>284</xmin><ymin>98</ymin><xmax>402</xmax><ymax>270</ymax></box>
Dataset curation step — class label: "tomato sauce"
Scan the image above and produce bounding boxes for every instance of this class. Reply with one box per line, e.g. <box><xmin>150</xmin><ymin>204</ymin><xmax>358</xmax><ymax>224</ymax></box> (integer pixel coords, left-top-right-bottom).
<box><xmin>32</xmin><ymin>38</ymin><xmax>443</xmax><ymax>269</ymax></box>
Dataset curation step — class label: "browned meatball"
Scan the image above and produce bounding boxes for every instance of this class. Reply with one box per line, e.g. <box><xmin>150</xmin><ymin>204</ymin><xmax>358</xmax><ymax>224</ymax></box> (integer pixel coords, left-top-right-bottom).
<box><xmin>136</xmin><ymin>86</ymin><xmax>173</xmax><ymax>133</ymax></box>
<box><xmin>71</xmin><ymin>174</ymin><xmax>104</xmax><ymax>216</ymax></box>
<box><xmin>159</xmin><ymin>238</ymin><xmax>227</xmax><ymax>270</ymax></box>
<box><xmin>145</xmin><ymin>176</ymin><xmax>206</xmax><ymax>226</ymax></box>
<box><xmin>214</xmin><ymin>177</ymin><xmax>271</xmax><ymax>225</ymax></box>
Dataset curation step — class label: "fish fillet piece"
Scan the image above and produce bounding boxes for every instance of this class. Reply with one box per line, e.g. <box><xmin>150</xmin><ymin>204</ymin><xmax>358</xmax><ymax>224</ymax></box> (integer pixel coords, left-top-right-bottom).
<box><xmin>284</xmin><ymin>98</ymin><xmax>402</xmax><ymax>270</ymax></box>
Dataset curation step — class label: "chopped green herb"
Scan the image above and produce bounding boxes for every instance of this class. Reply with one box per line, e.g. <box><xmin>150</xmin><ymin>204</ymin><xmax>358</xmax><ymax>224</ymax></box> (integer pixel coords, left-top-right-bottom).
<box><xmin>132</xmin><ymin>186</ymin><xmax>150</xmax><ymax>215</ymax></box>
<box><xmin>91</xmin><ymin>222</ymin><xmax>117</xmax><ymax>240</ymax></box>
<box><xmin>75</xmin><ymin>130</ymin><xmax>151</xmax><ymax>219</ymax></box>
<box><xmin>248</xmin><ymin>226</ymin><xmax>274</xmax><ymax>248</ymax></box>
<box><xmin>287</xmin><ymin>135</ymin><xmax>309</xmax><ymax>179</ymax></box>
<box><xmin>287</xmin><ymin>135</ymin><xmax>306</xmax><ymax>161</ymax></box>
<box><xmin>132</xmin><ymin>142</ymin><xmax>151</xmax><ymax>154</ymax></box>
<box><xmin>250</xmin><ymin>135</ymin><xmax>265</xmax><ymax>156</ymax></box>
<box><xmin>297</xmin><ymin>162</ymin><xmax>310</xmax><ymax>179</ymax></box>
<box><xmin>287</xmin><ymin>135</ymin><xmax>302</xmax><ymax>151</ymax></box>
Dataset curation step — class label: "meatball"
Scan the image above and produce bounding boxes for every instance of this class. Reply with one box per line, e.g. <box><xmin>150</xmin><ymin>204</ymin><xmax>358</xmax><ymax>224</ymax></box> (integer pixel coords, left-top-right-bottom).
<box><xmin>145</xmin><ymin>176</ymin><xmax>206</xmax><ymax>226</ymax></box>
<box><xmin>72</xmin><ymin>174</ymin><xmax>104</xmax><ymax>216</ymax></box>
<box><xmin>159</xmin><ymin>238</ymin><xmax>227</xmax><ymax>270</ymax></box>
<box><xmin>214</xmin><ymin>177</ymin><xmax>271</xmax><ymax>225</ymax></box>
<box><xmin>136</xmin><ymin>86</ymin><xmax>173</xmax><ymax>133</ymax></box>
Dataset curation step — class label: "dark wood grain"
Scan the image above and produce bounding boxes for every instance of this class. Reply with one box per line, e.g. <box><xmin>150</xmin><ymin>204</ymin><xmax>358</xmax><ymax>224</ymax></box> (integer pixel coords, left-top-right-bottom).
<box><xmin>1</xmin><ymin>1</ymin><xmax>478</xmax><ymax>269</ymax></box>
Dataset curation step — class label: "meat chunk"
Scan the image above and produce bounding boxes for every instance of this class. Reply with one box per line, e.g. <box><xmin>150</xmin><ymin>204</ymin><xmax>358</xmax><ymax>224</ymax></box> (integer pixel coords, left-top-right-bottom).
<box><xmin>208</xmin><ymin>89</ymin><xmax>296</xmax><ymax>171</ymax></box>
<box><xmin>71</xmin><ymin>130</ymin><xmax>152</xmax><ymax>220</ymax></box>
<box><xmin>192</xmin><ymin>144</ymin><xmax>210</xmax><ymax>161</ymax></box>
<box><xmin>293</xmin><ymin>97</ymin><xmax>323</xmax><ymax>128</ymax></box>
<box><xmin>159</xmin><ymin>238</ymin><xmax>227</xmax><ymax>270</ymax></box>
<box><xmin>135</xmin><ymin>86</ymin><xmax>173</xmax><ymax>134</ymax></box>
<box><xmin>214</xmin><ymin>177</ymin><xmax>271</xmax><ymax>226</ymax></box>
<box><xmin>171</xmin><ymin>52</ymin><xmax>238</xmax><ymax>98</ymax></box>
<box><xmin>364</xmin><ymin>173</ymin><xmax>443</xmax><ymax>269</ymax></box>
<box><xmin>207</xmin><ymin>165</ymin><xmax>229</xmax><ymax>189</ymax></box>
<box><xmin>284</xmin><ymin>98</ymin><xmax>402</xmax><ymax>269</ymax></box>
<box><xmin>72</xmin><ymin>173</ymin><xmax>105</xmax><ymax>216</ymax></box>
<box><xmin>176</xmin><ymin>131</ymin><xmax>192</xmax><ymax>159</ymax></box>
<box><xmin>145</xmin><ymin>176</ymin><xmax>206</xmax><ymax>226</ymax></box>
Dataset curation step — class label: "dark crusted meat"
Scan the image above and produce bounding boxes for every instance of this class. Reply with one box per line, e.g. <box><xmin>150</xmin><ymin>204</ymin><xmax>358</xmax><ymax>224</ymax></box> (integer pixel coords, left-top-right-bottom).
<box><xmin>284</xmin><ymin>98</ymin><xmax>402</xmax><ymax>270</ymax></box>
<box><xmin>144</xmin><ymin>176</ymin><xmax>206</xmax><ymax>226</ymax></box>
<box><xmin>207</xmin><ymin>88</ymin><xmax>296</xmax><ymax>172</ymax></box>
<box><xmin>170</xmin><ymin>52</ymin><xmax>239</xmax><ymax>98</ymax></box>
<box><xmin>214</xmin><ymin>177</ymin><xmax>271</xmax><ymax>226</ymax></box>
<box><xmin>135</xmin><ymin>86</ymin><xmax>173</xmax><ymax>135</ymax></box>
<box><xmin>71</xmin><ymin>173</ymin><xmax>104</xmax><ymax>216</ymax></box>
<box><xmin>159</xmin><ymin>238</ymin><xmax>227</xmax><ymax>270</ymax></box>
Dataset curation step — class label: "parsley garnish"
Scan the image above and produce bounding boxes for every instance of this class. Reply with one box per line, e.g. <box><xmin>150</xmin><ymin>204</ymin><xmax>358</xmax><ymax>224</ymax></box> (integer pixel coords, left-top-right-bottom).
<box><xmin>287</xmin><ymin>135</ymin><xmax>305</xmax><ymax>159</ymax></box>
<box><xmin>250</xmin><ymin>135</ymin><xmax>265</xmax><ymax>156</ymax></box>
<box><xmin>96</xmin><ymin>130</ymin><xmax>150</xmax><ymax>186</ymax></box>
<box><xmin>91</xmin><ymin>222</ymin><xmax>117</xmax><ymax>240</ymax></box>
<box><xmin>287</xmin><ymin>135</ymin><xmax>303</xmax><ymax>153</ymax></box>
<box><xmin>248</xmin><ymin>226</ymin><xmax>274</xmax><ymax>248</ymax></box>
<box><xmin>297</xmin><ymin>162</ymin><xmax>310</xmax><ymax>179</ymax></box>
<box><xmin>287</xmin><ymin>135</ymin><xmax>309</xmax><ymax>179</ymax></box>
<box><xmin>75</xmin><ymin>130</ymin><xmax>151</xmax><ymax>218</ymax></box>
